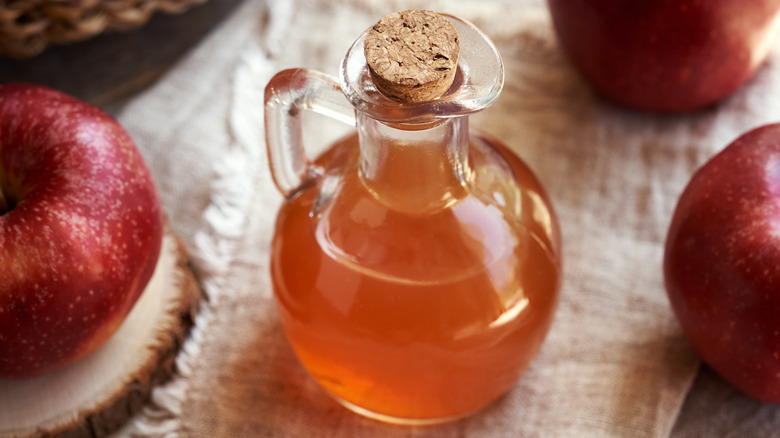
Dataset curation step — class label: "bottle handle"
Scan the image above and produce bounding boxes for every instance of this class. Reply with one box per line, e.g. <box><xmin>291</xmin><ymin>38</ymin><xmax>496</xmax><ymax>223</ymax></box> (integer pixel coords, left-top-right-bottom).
<box><xmin>264</xmin><ymin>68</ymin><xmax>356</xmax><ymax>198</ymax></box>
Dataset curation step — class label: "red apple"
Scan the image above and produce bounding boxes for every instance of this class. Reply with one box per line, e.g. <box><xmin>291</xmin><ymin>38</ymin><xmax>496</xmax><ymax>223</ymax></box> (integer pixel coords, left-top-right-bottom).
<box><xmin>665</xmin><ymin>123</ymin><xmax>780</xmax><ymax>402</ymax></box>
<box><xmin>0</xmin><ymin>83</ymin><xmax>164</xmax><ymax>379</ymax></box>
<box><xmin>548</xmin><ymin>0</ymin><xmax>780</xmax><ymax>112</ymax></box>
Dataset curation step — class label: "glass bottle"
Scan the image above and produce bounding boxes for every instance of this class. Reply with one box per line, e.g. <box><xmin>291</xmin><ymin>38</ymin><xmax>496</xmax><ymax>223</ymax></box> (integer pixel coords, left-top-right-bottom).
<box><xmin>264</xmin><ymin>11</ymin><xmax>562</xmax><ymax>425</ymax></box>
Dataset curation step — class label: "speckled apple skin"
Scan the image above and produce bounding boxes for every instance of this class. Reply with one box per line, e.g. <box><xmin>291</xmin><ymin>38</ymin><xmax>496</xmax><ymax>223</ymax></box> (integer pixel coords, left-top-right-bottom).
<box><xmin>548</xmin><ymin>0</ymin><xmax>780</xmax><ymax>112</ymax></box>
<box><xmin>0</xmin><ymin>83</ymin><xmax>164</xmax><ymax>379</ymax></box>
<box><xmin>665</xmin><ymin>123</ymin><xmax>780</xmax><ymax>402</ymax></box>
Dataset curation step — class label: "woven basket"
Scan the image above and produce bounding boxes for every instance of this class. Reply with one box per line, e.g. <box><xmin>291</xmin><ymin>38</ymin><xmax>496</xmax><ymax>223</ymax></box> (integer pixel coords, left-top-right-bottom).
<box><xmin>0</xmin><ymin>0</ymin><xmax>207</xmax><ymax>58</ymax></box>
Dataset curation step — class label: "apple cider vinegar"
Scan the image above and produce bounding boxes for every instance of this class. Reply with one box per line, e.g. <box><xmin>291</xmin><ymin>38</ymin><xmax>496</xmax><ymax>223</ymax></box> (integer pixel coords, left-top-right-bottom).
<box><xmin>271</xmin><ymin>132</ymin><xmax>561</xmax><ymax>423</ymax></box>
<box><xmin>265</xmin><ymin>9</ymin><xmax>562</xmax><ymax>424</ymax></box>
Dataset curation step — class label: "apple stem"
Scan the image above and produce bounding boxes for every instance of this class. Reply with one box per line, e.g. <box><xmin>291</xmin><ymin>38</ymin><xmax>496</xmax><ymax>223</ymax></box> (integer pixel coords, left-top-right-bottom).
<box><xmin>0</xmin><ymin>188</ymin><xmax>9</xmax><ymax>215</ymax></box>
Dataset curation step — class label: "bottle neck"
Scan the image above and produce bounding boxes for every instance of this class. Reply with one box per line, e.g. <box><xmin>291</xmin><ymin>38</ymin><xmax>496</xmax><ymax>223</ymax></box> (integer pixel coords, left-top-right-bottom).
<box><xmin>357</xmin><ymin>113</ymin><xmax>470</xmax><ymax>214</ymax></box>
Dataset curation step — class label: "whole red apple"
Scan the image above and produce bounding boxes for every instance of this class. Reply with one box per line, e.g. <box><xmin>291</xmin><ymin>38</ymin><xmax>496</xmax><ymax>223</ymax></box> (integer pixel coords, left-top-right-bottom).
<box><xmin>548</xmin><ymin>0</ymin><xmax>780</xmax><ymax>112</ymax></box>
<box><xmin>0</xmin><ymin>83</ymin><xmax>164</xmax><ymax>379</ymax></box>
<box><xmin>665</xmin><ymin>123</ymin><xmax>780</xmax><ymax>402</ymax></box>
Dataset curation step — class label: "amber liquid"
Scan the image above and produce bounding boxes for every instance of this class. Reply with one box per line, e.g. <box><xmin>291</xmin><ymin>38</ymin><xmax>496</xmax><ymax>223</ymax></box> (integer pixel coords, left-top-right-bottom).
<box><xmin>271</xmin><ymin>132</ymin><xmax>561</xmax><ymax>423</ymax></box>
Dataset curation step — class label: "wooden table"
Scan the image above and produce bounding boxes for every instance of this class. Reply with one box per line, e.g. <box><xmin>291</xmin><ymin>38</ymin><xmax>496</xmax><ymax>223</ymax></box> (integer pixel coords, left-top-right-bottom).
<box><xmin>0</xmin><ymin>0</ymin><xmax>245</xmax><ymax>116</ymax></box>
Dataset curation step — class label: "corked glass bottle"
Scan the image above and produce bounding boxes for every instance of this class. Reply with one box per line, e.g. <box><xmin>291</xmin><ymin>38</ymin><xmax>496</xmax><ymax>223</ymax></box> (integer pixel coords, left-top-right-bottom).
<box><xmin>264</xmin><ymin>10</ymin><xmax>562</xmax><ymax>425</ymax></box>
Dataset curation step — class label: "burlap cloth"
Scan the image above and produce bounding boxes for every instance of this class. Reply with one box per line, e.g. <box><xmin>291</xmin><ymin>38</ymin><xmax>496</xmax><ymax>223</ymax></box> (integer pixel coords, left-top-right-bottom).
<box><xmin>110</xmin><ymin>0</ymin><xmax>780</xmax><ymax>436</ymax></box>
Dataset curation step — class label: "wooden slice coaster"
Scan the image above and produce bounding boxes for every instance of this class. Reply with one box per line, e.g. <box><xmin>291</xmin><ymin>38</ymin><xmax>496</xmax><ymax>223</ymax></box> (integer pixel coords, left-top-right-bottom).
<box><xmin>0</xmin><ymin>226</ymin><xmax>202</xmax><ymax>438</ymax></box>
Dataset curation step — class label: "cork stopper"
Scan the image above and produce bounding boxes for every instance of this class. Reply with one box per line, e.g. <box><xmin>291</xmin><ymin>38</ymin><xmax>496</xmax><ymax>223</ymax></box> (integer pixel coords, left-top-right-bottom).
<box><xmin>364</xmin><ymin>10</ymin><xmax>460</xmax><ymax>103</ymax></box>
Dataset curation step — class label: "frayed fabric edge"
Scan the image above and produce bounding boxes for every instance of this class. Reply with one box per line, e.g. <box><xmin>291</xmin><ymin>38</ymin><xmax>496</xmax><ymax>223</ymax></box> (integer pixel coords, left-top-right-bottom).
<box><xmin>117</xmin><ymin>140</ymin><xmax>259</xmax><ymax>437</ymax></box>
<box><xmin>116</xmin><ymin>8</ymin><xmax>283</xmax><ymax>436</ymax></box>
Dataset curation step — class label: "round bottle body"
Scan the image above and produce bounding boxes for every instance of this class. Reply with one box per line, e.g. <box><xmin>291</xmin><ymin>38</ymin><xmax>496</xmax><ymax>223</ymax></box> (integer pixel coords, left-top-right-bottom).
<box><xmin>271</xmin><ymin>132</ymin><xmax>561</xmax><ymax>424</ymax></box>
